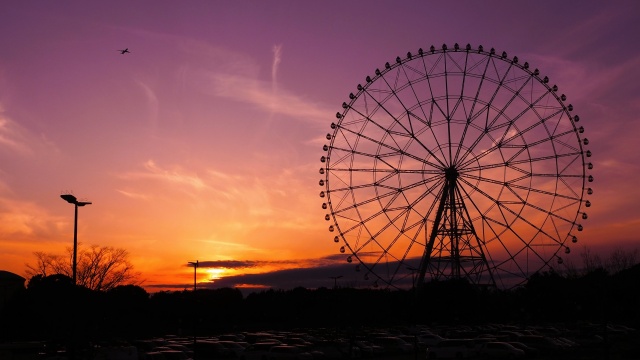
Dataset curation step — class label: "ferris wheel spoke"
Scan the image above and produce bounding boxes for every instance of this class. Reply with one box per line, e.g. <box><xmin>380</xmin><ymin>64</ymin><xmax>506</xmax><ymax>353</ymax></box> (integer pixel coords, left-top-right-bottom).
<box><xmin>351</xmin><ymin>178</ymin><xmax>445</xmax><ymax>257</ymax></box>
<box><xmin>419</xmin><ymin>54</ymin><xmax>447</xmax><ymax>117</ymax></box>
<box><xmin>393</xmin><ymin>222</ymin><xmax>428</xmax><ymax>283</ymax></box>
<box><xmin>469</xmin><ymin>78</ymin><xmax>559</xmax><ymax>165</ymax></box>
<box><xmin>458</xmin><ymin>79</ymin><xmax>545</xmax><ymax>168</ymax></box>
<box><xmin>416</xmin><ymin>54</ymin><xmax>453</xmax><ymax>160</ymax></box>
<box><xmin>349</xmin><ymin>205</ymin><xmax>418</xmax><ymax>254</ymax></box>
<box><xmin>332</xmin><ymin>121</ymin><xmax>443</xmax><ymax>170</ymax></box>
<box><xmin>401</xmin><ymin>174</ymin><xmax>445</xmax><ymax>194</ymax></box>
<box><xmin>454</xmin><ymin>54</ymin><xmax>493</xmax><ymax>166</ymax></box>
<box><xmin>461</xmin><ymin>170</ymin><xmax>583</xmax><ymax>204</ymax></box>
<box><xmin>425</xmin><ymin>101</ymin><xmax>449</xmax><ymax>162</ymax></box>
<box><xmin>337</xmin><ymin>207</ymin><xmax>392</xmax><ymax>243</ymax></box>
<box><xmin>329</xmin><ymin>187</ymin><xmax>358</xmax><ymax>217</ymax></box>
<box><xmin>503</xmin><ymin>109</ymin><xmax>565</xmax><ymax>146</ymax></box>
<box><xmin>458</xmin><ymin>125</ymin><xmax>574</xmax><ymax>173</ymax></box>
<box><xmin>347</xmin><ymin>98</ymin><xmax>447</xmax><ymax>169</ymax></box>
<box><xmin>405</xmin><ymin>102</ymin><xmax>448</xmax><ymax>165</ymax></box>
<box><xmin>398</xmin><ymin>177</ymin><xmax>445</xmax><ymax>214</ymax></box>
<box><xmin>456</xmin><ymin>58</ymin><xmax>512</xmax><ymax>160</ymax></box>
<box><xmin>330</xmin><ymin>171</ymin><xmax>442</xmax><ymax>204</ymax></box>
<box><xmin>331</xmin><ymin>128</ymin><xmax>405</xmax><ymax>159</ymax></box>
<box><xmin>377</xmin><ymin>63</ymin><xmax>449</xmax><ymax>156</ymax></box>
<box><xmin>328</xmin><ymin>168</ymin><xmax>393</xmax><ymax>174</ymax></box>
<box><xmin>329</xmin><ymin>181</ymin><xmax>392</xmax><ymax>196</ymax></box>
<box><xmin>455</xmin><ymin>112</ymin><xmax>506</xmax><ymax>168</ymax></box>
<box><xmin>457</xmin><ymin>178</ymin><xmax>520</xmax><ymax>235</ymax></box>
<box><xmin>502</xmin><ymin>115</ymin><xmax>569</xmax><ymax>150</ymax></box>
<box><xmin>557</xmin><ymin>176</ymin><xmax>581</xmax><ymax>199</ymax></box>
<box><xmin>326</xmin><ymin>148</ymin><xmax>356</xmax><ymax>172</ymax></box>
<box><xmin>485</xmin><ymin>66</ymin><xmax>530</xmax><ymax>131</ymax></box>
<box><xmin>329</xmin><ymin>167</ymin><xmax>444</xmax><ymax>176</ymax></box>
<box><xmin>402</xmin><ymin>177</ymin><xmax>448</xmax><ymax>231</ymax></box>
<box><xmin>460</xmin><ymin>150</ymin><xmax>583</xmax><ymax>176</ymax></box>
<box><xmin>443</xmin><ymin>52</ymin><xmax>454</xmax><ymax>163</ymax></box>
<box><xmin>501</xmin><ymin>199</ymin><xmax>570</xmax><ymax>246</ymax></box>
<box><xmin>458</xmin><ymin>176</ymin><xmax>565</xmax><ymax>252</ymax></box>
<box><xmin>337</xmin><ymin>179</ymin><xmax>432</xmax><ymax>241</ymax></box>
<box><xmin>451</xmin><ymin>99</ymin><xmax>478</xmax><ymax>165</ymax></box>
<box><xmin>337</xmin><ymin>107</ymin><xmax>409</xmax><ymax>150</ymax></box>
<box><xmin>478</xmin><ymin>215</ymin><xmax>533</xmax><ymax>282</ymax></box>
<box><xmin>465</xmin><ymin>79</ymin><xmax>538</xmax><ymax>167</ymax></box>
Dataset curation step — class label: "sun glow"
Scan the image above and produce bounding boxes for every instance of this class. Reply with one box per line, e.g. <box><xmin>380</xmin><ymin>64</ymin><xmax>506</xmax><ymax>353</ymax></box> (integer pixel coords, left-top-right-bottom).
<box><xmin>205</xmin><ymin>268</ymin><xmax>227</xmax><ymax>280</ymax></box>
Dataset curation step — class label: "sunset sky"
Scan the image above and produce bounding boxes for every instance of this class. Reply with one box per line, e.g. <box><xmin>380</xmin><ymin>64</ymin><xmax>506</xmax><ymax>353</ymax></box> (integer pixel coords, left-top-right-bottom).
<box><xmin>1</xmin><ymin>1</ymin><xmax>639</xmax><ymax>293</ymax></box>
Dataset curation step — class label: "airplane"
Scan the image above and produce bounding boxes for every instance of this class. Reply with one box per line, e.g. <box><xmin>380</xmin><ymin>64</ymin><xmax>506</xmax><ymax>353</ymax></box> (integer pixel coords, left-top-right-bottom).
<box><xmin>118</xmin><ymin>48</ymin><xmax>130</xmax><ymax>54</ymax></box>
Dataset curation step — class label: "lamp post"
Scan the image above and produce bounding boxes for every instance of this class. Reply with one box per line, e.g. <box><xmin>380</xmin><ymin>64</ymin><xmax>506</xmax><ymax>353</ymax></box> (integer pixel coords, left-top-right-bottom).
<box><xmin>407</xmin><ymin>266</ymin><xmax>418</xmax><ymax>291</ymax></box>
<box><xmin>188</xmin><ymin>260</ymin><xmax>199</xmax><ymax>291</ymax></box>
<box><xmin>329</xmin><ymin>275</ymin><xmax>343</xmax><ymax>289</ymax></box>
<box><xmin>188</xmin><ymin>260</ymin><xmax>199</xmax><ymax>359</ymax></box>
<box><xmin>60</xmin><ymin>194</ymin><xmax>92</xmax><ymax>285</ymax></box>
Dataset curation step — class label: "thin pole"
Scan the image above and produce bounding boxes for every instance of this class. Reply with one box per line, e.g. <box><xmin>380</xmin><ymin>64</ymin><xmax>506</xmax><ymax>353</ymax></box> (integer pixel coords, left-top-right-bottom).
<box><xmin>72</xmin><ymin>204</ymin><xmax>78</xmax><ymax>285</ymax></box>
<box><xmin>188</xmin><ymin>260</ymin><xmax>199</xmax><ymax>360</ymax></box>
<box><xmin>193</xmin><ymin>263</ymin><xmax>196</xmax><ymax>360</ymax></box>
<box><xmin>194</xmin><ymin>260</ymin><xmax>198</xmax><ymax>291</ymax></box>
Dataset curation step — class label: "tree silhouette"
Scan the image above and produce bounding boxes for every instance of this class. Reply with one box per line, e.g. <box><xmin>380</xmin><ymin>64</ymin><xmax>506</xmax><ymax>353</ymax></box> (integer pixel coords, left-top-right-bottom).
<box><xmin>25</xmin><ymin>244</ymin><xmax>141</xmax><ymax>291</ymax></box>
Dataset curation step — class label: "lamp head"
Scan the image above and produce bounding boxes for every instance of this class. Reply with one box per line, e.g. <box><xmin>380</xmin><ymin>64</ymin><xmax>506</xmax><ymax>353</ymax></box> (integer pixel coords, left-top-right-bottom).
<box><xmin>60</xmin><ymin>194</ymin><xmax>78</xmax><ymax>204</ymax></box>
<box><xmin>61</xmin><ymin>194</ymin><xmax>92</xmax><ymax>206</ymax></box>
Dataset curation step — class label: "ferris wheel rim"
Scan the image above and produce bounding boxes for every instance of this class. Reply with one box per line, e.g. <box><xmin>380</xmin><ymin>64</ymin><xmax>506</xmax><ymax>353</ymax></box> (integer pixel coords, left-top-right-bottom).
<box><xmin>320</xmin><ymin>44</ymin><xmax>592</xmax><ymax>289</ymax></box>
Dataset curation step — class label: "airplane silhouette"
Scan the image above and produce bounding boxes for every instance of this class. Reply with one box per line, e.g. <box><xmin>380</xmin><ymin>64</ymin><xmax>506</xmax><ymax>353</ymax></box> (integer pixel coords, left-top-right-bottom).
<box><xmin>118</xmin><ymin>48</ymin><xmax>130</xmax><ymax>54</ymax></box>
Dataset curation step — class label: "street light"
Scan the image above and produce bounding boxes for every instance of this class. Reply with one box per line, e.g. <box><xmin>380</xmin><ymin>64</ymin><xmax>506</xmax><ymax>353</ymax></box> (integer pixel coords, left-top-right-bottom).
<box><xmin>188</xmin><ymin>260</ymin><xmax>199</xmax><ymax>291</ymax></box>
<box><xmin>60</xmin><ymin>194</ymin><xmax>92</xmax><ymax>285</ymax></box>
<box><xmin>329</xmin><ymin>275</ymin><xmax>343</xmax><ymax>289</ymax></box>
<box><xmin>407</xmin><ymin>266</ymin><xmax>418</xmax><ymax>290</ymax></box>
<box><xmin>187</xmin><ymin>260</ymin><xmax>199</xmax><ymax>360</ymax></box>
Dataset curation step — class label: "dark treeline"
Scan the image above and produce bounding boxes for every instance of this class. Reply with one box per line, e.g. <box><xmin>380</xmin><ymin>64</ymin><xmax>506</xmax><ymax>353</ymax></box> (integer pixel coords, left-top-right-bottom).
<box><xmin>1</xmin><ymin>265</ymin><xmax>639</xmax><ymax>344</ymax></box>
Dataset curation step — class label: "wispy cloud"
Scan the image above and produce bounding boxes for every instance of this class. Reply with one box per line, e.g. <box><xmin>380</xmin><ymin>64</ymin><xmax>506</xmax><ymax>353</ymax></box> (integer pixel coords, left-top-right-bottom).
<box><xmin>134</xmin><ymin>80</ymin><xmax>159</xmax><ymax>132</ymax></box>
<box><xmin>272</xmin><ymin>44</ymin><xmax>283</xmax><ymax>93</ymax></box>
<box><xmin>116</xmin><ymin>159</ymin><xmax>320</xmax><ymax>237</ymax></box>
<box><xmin>104</xmin><ymin>29</ymin><xmax>331</xmax><ymax>127</ymax></box>
<box><xmin>0</xmin><ymin>105</ymin><xmax>60</xmax><ymax>158</ymax></box>
<box><xmin>202</xmin><ymin>72</ymin><xmax>329</xmax><ymax>124</ymax></box>
<box><xmin>143</xmin><ymin>160</ymin><xmax>207</xmax><ymax>189</ymax></box>
<box><xmin>116</xmin><ymin>189</ymin><xmax>152</xmax><ymax>201</ymax></box>
<box><xmin>120</xmin><ymin>160</ymin><xmax>208</xmax><ymax>191</ymax></box>
<box><xmin>0</xmin><ymin>114</ymin><xmax>34</xmax><ymax>155</ymax></box>
<box><xmin>185</xmin><ymin>254</ymin><xmax>345</xmax><ymax>271</ymax></box>
<box><xmin>0</xmin><ymin>197</ymin><xmax>65</xmax><ymax>240</ymax></box>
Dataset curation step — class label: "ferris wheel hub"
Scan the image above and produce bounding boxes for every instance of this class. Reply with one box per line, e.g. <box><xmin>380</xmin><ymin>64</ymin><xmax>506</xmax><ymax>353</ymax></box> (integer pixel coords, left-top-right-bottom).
<box><xmin>444</xmin><ymin>166</ymin><xmax>459</xmax><ymax>181</ymax></box>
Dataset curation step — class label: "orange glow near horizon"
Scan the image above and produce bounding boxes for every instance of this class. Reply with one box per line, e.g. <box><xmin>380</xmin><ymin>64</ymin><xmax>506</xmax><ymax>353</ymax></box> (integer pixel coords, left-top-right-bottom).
<box><xmin>205</xmin><ymin>268</ymin><xmax>227</xmax><ymax>281</ymax></box>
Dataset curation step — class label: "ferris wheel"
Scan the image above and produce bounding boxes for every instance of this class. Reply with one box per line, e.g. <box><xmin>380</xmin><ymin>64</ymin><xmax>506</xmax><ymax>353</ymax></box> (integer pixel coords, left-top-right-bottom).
<box><xmin>319</xmin><ymin>44</ymin><xmax>593</xmax><ymax>289</ymax></box>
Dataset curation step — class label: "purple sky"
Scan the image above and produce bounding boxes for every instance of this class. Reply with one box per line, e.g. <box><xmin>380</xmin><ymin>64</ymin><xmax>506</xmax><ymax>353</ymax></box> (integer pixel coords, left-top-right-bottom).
<box><xmin>0</xmin><ymin>1</ymin><xmax>639</xmax><ymax>292</ymax></box>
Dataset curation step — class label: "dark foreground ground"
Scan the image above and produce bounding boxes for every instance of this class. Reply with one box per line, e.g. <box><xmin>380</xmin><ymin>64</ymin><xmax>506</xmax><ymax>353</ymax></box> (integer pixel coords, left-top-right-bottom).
<box><xmin>1</xmin><ymin>323</ymin><xmax>638</xmax><ymax>360</ymax></box>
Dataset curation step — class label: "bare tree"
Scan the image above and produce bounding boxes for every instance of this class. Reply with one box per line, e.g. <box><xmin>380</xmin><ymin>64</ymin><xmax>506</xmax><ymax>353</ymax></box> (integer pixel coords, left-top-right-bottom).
<box><xmin>26</xmin><ymin>244</ymin><xmax>141</xmax><ymax>291</ymax></box>
<box><xmin>605</xmin><ymin>247</ymin><xmax>639</xmax><ymax>274</ymax></box>
<box><xmin>26</xmin><ymin>252</ymin><xmax>68</xmax><ymax>278</ymax></box>
<box><xmin>580</xmin><ymin>246</ymin><xmax>603</xmax><ymax>273</ymax></box>
<box><xmin>561</xmin><ymin>257</ymin><xmax>581</xmax><ymax>279</ymax></box>
<box><xmin>562</xmin><ymin>246</ymin><xmax>639</xmax><ymax>277</ymax></box>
